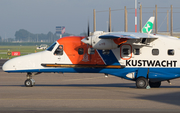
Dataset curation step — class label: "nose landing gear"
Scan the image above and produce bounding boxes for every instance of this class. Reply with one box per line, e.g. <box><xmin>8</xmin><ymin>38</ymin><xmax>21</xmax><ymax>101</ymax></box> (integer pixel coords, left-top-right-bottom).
<box><xmin>25</xmin><ymin>79</ymin><xmax>35</xmax><ymax>87</ymax></box>
<box><xmin>24</xmin><ymin>72</ymin><xmax>35</xmax><ymax>87</ymax></box>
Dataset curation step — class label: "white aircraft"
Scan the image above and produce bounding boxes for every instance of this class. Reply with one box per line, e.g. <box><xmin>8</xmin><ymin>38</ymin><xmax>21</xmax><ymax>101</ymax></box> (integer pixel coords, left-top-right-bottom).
<box><xmin>3</xmin><ymin>17</ymin><xmax>180</xmax><ymax>88</ymax></box>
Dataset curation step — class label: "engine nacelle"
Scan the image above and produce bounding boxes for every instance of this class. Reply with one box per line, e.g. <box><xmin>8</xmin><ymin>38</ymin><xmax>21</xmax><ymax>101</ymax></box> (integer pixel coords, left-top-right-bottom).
<box><xmin>92</xmin><ymin>38</ymin><xmax>118</xmax><ymax>50</ymax></box>
<box><xmin>81</xmin><ymin>31</ymin><xmax>128</xmax><ymax>50</ymax></box>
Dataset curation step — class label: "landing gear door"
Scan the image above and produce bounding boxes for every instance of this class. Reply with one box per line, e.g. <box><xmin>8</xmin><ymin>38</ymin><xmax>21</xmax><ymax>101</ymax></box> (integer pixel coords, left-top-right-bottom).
<box><xmin>120</xmin><ymin>44</ymin><xmax>132</xmax><ymax>60</ymax></box>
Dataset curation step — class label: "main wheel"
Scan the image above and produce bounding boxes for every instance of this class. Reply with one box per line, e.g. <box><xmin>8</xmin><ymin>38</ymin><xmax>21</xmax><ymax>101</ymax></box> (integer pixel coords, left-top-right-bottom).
<box><xmin>136</xmin><ymin>77</ymin><xmax>148</xmax><ymax>89</ymax></box>
<box><xmin>149</xmin><ymin>81</ymin><xmax>161</xmax><ymax>88</ymax></box>
<box><xmin>24</xmin><ymin>79</ymin><xmax>35</xmax><ymax>87</ymax></box>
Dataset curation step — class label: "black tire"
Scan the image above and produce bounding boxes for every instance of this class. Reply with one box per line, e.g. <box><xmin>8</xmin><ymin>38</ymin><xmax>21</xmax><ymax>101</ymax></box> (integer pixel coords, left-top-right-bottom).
<box><xmin>149</xmin><ymin>81</ymin><xmax>161</xmax><ymax>88</ymax></box>
<box><xmin>136</xmin><ymin>77</ymin><xmax>148</xmax><ymax>89</ymax></box>
<box><xmin>24</xmin><ymin>79</ymin><xmax>33</xmax><ymax>87</ymax></box>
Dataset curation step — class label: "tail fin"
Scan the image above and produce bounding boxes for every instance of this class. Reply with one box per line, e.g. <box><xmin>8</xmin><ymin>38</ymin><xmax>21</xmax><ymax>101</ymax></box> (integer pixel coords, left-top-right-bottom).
<box><xmin>142</xmin><ymin>16</ymin><xmax>155</xmax><ymax>33</ymax></box>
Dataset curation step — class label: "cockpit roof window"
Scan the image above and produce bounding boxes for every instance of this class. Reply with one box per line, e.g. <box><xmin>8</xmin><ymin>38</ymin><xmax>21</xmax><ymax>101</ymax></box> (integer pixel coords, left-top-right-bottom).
<box><xmin>47</xmin><ymin>42</ymin><xmax>56</xmax><ymax>51</ymax></box>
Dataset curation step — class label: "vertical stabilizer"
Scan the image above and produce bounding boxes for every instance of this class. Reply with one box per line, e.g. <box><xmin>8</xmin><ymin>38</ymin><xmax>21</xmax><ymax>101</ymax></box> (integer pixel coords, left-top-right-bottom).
<box><xmin>142</xmin><ymin>17</ymin><xmax>155</xmax><ymax>33</ymax></box>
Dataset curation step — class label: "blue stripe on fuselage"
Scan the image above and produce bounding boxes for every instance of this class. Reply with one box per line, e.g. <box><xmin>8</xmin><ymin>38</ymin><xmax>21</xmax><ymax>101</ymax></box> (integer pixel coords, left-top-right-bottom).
<box><xmin>4</xmin><ymin>67</ymin><xmax>180</xmax><ymax>82</ymax></box>
<box><xmin>97</xmin><ymin>50</ymin><xmax>120</xmax><ymax>65</ymax></box>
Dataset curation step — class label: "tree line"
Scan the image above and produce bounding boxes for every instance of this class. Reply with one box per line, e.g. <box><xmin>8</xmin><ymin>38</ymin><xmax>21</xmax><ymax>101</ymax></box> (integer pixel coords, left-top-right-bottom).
<box><xmin>0</xmin><ymin>36</ymin><xmax>14</xmax><ymax>42</ymax></box>
<box><xmin>0</xmin><ymin>29</ymin><xmax>73</xmax><ymax>42</ymax></box>
<box><xmin>15</xmin><ymin>29</ymin><xmax>72</xmax><ymax>42</ymax></box>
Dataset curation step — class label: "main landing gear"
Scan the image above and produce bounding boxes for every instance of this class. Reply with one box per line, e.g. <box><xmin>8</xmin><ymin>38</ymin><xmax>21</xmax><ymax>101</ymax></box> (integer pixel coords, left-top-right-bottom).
<box><xmin>149</xmin><ymin>81</ymin><xmax>161</xmax><ymax>88</ymax></box>
<box><xmin>24</xmin><ymin>72</ymin><xmax>36</xmax><ymax>87</ymax></box>
<box><xmin>136</xmin><ymin>77</ymin><xmax>148</xmax><ymax>88</ymax></box>
<box><xmin>136</xmin><ymin>77</ymin><xmax>161</xmax><ymax>88</ymax></box>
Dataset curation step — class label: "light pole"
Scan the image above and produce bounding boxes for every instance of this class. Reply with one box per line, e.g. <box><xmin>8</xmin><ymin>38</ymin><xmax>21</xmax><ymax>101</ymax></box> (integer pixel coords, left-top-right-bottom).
<box><xmin>135</xmin><ymin>0</ymin><xmax>137</xmax><ymax>32</ymax></box>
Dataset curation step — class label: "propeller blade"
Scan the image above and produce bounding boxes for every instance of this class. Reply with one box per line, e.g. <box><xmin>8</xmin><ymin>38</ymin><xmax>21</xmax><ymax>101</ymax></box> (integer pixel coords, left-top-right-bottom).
<box><xmin>109</xmin><ymin>7</ymin><xmax>111</xmax><ymax>32</ymax></box>
<box><xmin>88</xmin><ymin>21</ymin><xmax>90</xmax><ymax>36</ymax></box>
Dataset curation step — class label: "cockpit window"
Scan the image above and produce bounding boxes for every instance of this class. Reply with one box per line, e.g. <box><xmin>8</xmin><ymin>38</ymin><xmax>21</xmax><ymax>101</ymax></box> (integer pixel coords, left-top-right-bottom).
<box><xmin>47</xmin><ymin>42</ymin><xmax>56</xmax><ymax>51</ymax></box>
<box><xmin>54</xmin><ymin>45</ymin><xmax>63</xmax><ymax>55</ymax></box>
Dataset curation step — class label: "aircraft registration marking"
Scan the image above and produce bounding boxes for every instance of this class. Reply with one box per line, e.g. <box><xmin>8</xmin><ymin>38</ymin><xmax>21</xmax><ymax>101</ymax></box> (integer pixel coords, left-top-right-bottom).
<box><xmin>126</xmin><ymin>60</ymin><xmax>177</xmax><ymax>67</ymax></box>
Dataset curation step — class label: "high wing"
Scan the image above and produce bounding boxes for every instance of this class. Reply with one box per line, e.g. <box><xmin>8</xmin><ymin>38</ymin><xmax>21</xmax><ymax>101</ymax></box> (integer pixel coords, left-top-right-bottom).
<box><xmin>81</xmin><ymin>17</ymin><xmax>157</xmax><ymax>50</ymax></box>
<box><xmin>81</xmin><ymin>32</ymin><xmax>158</xmax><ymax>50</ymax></box>
<box><xmin>99</xmin><ymin>32</ymin><xmax>158</xmax><ymax>39</ymax></box>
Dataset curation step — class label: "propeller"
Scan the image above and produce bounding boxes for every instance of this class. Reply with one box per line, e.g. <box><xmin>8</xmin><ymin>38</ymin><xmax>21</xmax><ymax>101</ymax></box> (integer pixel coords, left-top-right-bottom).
<box><xmin>108</xmin><ymin>7</ymin><xmax>111</xmax><ymax>32</ymax></box>
<box><xmin>85</xmin><ymin>20</ymin><xmax>90</xmax><ymax>40</ymax></box>
<box><xmin>87</xmin><ymin>20</ymin><xmax>90</xmax><ymax>37</ymax></box>
<box><xmin>108</xmin><ymin>21</ymin><xmax>111</xmax><ymax>32</ymax></box>
<box><xmin>81</xmin><ymin>20</ymin><xmax>93</xmax><ymax>45</ymax></box>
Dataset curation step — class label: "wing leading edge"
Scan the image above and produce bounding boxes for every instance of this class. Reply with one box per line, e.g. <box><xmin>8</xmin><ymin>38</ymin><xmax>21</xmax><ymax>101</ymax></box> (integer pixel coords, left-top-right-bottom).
<box><xmin>99</xmin><ymin>32</ymin><xmax>158</xmax><ymax>40</ymax></box>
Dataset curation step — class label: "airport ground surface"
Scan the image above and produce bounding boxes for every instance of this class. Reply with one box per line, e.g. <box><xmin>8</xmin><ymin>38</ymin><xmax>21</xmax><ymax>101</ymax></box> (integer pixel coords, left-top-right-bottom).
<box><xmin>0</xmin><ymin>60</ymin><xmax>180</xmax><ymax>113</ymax></box>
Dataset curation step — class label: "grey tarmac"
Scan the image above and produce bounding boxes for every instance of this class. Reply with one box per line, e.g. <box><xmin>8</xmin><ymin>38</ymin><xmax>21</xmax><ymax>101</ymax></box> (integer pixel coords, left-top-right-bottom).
<box><xmin>0</xmin><ymin>72</ymin><xmax>180</xmax><ymax>113</ymax></box>
<box><xmin>0</xmin><ymin>60</ymin><xmax>180</xmax><ymax>112</ymax></box>
<box><xmin>0</xmin><ymin>59</ymin><xmax>8</xmax><ymax>71</ymax></box>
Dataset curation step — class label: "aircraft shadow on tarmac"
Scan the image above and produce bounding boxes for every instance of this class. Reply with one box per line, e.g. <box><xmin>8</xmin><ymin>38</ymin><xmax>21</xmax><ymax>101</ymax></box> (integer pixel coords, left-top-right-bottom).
<box><xmin>136</xmin><ymin>91</ymin><xmax>180</xmax><ymax>107</ymax></box>
<box><xmin>0</xmin><ymin>83</ymin><xmax>136</xmax><ymax>88</ymax></box>
<box><xmin>1</xmin><ymin>83</ymin><xmax>180</xmax><ymax>88</ymax></box>
<box><xmin>34</xmin><ymin>83</ymin><xmax>136</xmax><ymax>88</ymax></box>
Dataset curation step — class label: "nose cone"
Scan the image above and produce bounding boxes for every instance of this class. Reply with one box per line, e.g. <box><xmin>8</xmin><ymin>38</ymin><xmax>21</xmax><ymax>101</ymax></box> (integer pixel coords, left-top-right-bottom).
<box><xmin>2</xmin><ymin>58</ymin><xmax>17</xmax><ymax>72</ymax></box>
<box><xmin>2</xmin><ymin>52</ymin><xmax>42</xmax><ymax>72</ymax></box>
<box><xmin>81</xmin><ymin>37</ymin><xmax>92</xmax><ymax>45</ymax></box>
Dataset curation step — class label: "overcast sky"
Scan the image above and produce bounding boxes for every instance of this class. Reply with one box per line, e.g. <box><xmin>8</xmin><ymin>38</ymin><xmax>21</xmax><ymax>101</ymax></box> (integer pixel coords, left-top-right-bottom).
<box><xmin>0</xmin><ymin>0</ymin><xmax>180</xmax><ymax>38</ymax></box>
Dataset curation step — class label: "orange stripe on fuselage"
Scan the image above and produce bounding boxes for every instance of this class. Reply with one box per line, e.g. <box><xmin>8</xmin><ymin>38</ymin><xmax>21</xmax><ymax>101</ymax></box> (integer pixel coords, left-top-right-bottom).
<box><xmin>43</xmin><ymin>64</ymin><xmax>124</xmax><ymax>69</ymax></box>
<box><xmin>57</xmin><ymin>36</ymin><xmax>105</xmax><ymax>65</ymax></box>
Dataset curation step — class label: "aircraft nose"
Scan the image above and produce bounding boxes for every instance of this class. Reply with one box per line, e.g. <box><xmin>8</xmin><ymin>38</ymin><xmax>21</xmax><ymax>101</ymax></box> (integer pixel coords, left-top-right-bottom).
<box><xmin>2</xmin><ymin>59</ymin><xmax>16</xmax><ymax>72</ymax></box>
<box><xmin>3</xmin><ymin>52</ymin><xmax>43</xmax><ymax>72</ymax></box>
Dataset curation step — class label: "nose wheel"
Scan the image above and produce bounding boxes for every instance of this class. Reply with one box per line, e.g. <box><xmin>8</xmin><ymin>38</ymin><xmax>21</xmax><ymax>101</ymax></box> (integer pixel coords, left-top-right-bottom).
<box><xmin>25</xmin><ymin>73</ymin><xmax>35</xmax><ymax>87</ymax></box>
<box><xmin>25</xmin><ymin>79</ymin><xmax>35</xmax><ymax>87</ymax></box>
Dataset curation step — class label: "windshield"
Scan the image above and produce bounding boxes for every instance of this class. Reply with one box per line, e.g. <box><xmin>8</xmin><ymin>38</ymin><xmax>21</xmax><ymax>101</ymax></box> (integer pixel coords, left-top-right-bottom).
<box><xmin>46</xmin><ymin>42</ymin><xmax>56</xmax><ymax>51</ymax></box>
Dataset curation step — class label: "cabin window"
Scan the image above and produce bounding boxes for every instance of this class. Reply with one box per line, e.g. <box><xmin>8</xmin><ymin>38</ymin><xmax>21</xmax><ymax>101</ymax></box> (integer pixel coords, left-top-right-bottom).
<box><xmin>47</xmin><ymin>42</ymin><xmax>56</xmax><ymax>51</ymax></box>
<box><xmin>54</xmin><ymin>45</ymin><xmax>63</xmax><ymax>55</ymax></box>
<box><xmin>152</xmin><ymin>49</ymin><xmax>159</xmax><ymax>55</ymax></box>
<box><xmin>133</xmin><ymin>48</ymin><xmax>140</xmax><ymax>55</ymax></box>
<box><xmin>168</xmin><ymin>49</ymin><xmax>174</xmax><ymax>55</ymax></box>
<box><xmin>88</xmin><ymin>48</ymin><xmax>95</xmax><ymax>54</ymax></box>
<box><xmin>123</xmin><ymin>48</ymin><xmax>130</xmax><ymax>55</ymax></box>
<box><xmin>102</xmin><ymin>50</ymin><xmax>110</xmax><ymax>55</ymax></box>
<box><xmin>78</xmin><ymin>48</ymin><xmax>84</xmax><ymax>55</ymax></box>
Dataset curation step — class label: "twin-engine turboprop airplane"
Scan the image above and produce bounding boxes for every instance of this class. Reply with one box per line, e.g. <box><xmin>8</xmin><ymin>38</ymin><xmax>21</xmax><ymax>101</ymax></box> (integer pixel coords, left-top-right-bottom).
<box><xmin>3</xmin><ymin>17</ymin><xmax>180</xmax><ymax>88</ymax></box>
